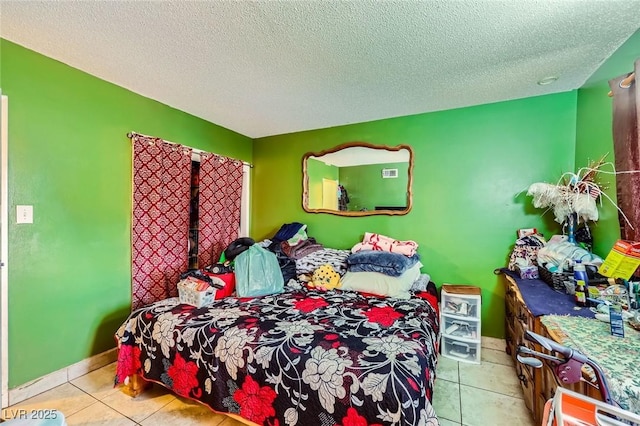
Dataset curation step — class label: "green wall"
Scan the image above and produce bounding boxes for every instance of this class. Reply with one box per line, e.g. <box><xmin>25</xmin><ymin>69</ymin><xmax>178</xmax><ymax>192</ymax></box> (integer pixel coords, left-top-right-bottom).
<box><xmin>0</xmin><ymin>39</ymin><xmax>252</xmax><ymax>387</ymax></box>
<box><xmin>340</xmin><ymin>162</ymin><xmax>409</xmax><ymax>211</ymax></box>
<box><xmin>253</xmin><ymin>92</ymin><xmax>578</xmax><ymax>337</ymax></box>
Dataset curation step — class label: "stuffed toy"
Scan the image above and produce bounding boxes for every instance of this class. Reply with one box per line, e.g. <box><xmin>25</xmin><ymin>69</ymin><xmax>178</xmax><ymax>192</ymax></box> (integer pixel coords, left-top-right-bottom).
<box><xmin>309</xmin><ymin>264</ymin><xmax>341</xmax><ymax>291</ymax></box>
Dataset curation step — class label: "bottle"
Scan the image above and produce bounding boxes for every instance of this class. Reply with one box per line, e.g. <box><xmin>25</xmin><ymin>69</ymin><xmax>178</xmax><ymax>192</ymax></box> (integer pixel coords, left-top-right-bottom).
<box><xmin>574</xmin><ymin>260</ymin><xmax>588</xmax><ymax>307</ymax></box>
<box><xmin>567</xmin><ymin>213</ymin><xmax>576</xmax><ymax>244</ymax></box>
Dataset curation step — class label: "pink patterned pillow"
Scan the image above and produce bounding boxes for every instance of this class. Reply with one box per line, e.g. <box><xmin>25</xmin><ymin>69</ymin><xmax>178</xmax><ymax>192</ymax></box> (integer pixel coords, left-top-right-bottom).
<box><xmin>351</xmin><ymin>232</ymin><xmax>418</xmax><ymax>257</ymax></box>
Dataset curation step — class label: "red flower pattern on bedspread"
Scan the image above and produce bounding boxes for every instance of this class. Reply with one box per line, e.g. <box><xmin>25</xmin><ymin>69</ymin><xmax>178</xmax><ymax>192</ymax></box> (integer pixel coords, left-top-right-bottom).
<box><xmin>115</xmin><ymin>345</ymin><xmax>141</xmax><ymax>383</ymax></box>
<box><xmin>364</xmin><ymin>306</ymin><xmax>402</xmax><ymax>327</ymax></box>
<box><xmin>294</xmin><ymin>297</ymin><xmax>329</xmax><ymax>313</ymax></box>
<box><xmin>337</xmin><ymin>407</ymin><xmax>383</xmax><ymax>426</ymax></box>
<box><xmin>114</xmin><ymin>283</ymin><xmax>440</xmax><ymax>425</ymax></box>
<box><xmin>234</xmin><ymin>375</ymin><xmax>277</xmax><ymax>424</ymax></box>
<box><xmin>167</xmin><ymin>352</ymin><xmax>199</xmax><ymax>397</ymax></box>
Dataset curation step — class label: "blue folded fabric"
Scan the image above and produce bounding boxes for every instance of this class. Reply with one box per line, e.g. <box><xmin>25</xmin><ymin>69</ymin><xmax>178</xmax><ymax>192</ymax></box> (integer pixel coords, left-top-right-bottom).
<box><xmin>273</xmin><ymin>222</ymin><xmax>305</xmax><ymax>242</ymax></box>
<box><xmin>347</xmin><ymin>250</ymin><xmax>421</xmax><ymax>277</ymax></box>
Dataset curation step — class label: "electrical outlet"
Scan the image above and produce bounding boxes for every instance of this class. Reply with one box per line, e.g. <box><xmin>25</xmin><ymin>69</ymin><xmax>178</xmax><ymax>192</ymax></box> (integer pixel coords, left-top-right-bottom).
<box><xmin>16</xmin><ymin>205</ymin><xmax>33</xmax><ymax>224</ymax></box>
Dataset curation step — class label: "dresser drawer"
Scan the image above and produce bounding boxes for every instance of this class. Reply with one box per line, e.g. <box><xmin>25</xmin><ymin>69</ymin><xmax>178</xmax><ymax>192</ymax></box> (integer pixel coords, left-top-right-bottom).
<box><xmin>517</xmin><ymin>363</ymin><xmax>535</xmax><ymax>414</ymax></box>
<box><xmin>442</xmin><ymin>315</ymin><xmax>480</xmax><ymax>340</ymax></box>
<box><xmin>505</xmin><ymin>319</ymin><xmax>517</xmax><ymax>359</ymax></box>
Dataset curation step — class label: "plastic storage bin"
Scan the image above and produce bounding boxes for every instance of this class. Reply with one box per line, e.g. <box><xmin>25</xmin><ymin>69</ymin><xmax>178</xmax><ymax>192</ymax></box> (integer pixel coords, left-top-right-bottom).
<box><xmin>177</xmin><ymin>279</ymin><xmax>216</xmax><ymax>308</ymax></box>
<box><xmin>440</xmin><ymin>284</ymin><xmax>482</xmax><ymax>364</ymax></box>
<box><xmin>442</xmin><ymin>336</ymin><xmax>480</xmax><ymax>363</ymax></box>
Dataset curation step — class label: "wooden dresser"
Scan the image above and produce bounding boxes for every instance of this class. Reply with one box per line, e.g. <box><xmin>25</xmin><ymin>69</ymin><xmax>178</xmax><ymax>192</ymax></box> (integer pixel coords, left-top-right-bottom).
<box><xmin>502</xmin><ymin>273</ymin><xmax>602</xmax><ymax>425</ymax></box>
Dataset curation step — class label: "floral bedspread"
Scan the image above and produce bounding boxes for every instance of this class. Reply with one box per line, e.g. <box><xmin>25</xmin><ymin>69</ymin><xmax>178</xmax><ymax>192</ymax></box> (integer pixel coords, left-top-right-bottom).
<box><xmin>115</xmin><ymin>282</ymin><xmax>441</xmax><ymax>426</ymax></box>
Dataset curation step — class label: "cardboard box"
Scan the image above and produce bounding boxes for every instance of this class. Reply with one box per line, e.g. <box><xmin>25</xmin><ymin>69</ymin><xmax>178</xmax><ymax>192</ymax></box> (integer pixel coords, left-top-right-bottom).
<box><xmin>598</xmin><ymin>240</ymin><xmax>640</xmax><ymax>280</ymax></box>
<box><xmin>517</xmin><ymin>228</ymin><xmax>538</xmax><ymax>238</ymax></box>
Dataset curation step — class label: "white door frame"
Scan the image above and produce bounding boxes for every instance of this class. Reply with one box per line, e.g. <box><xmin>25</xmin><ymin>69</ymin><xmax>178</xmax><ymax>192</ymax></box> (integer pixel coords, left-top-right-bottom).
<box><xmin>1</xmin><ymin>94</ymin><xmax>9</xmax><ymax>408</ymax></box>
<box><xmin>239</xmin><ymin>163</ymin><xmax>251</xmax><ymax>238</ymax></box>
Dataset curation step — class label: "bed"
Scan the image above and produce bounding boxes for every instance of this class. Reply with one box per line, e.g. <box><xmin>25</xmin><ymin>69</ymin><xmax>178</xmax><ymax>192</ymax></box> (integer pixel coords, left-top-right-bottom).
<box><xmin>114</xmin><ymin>276</ymin><xmax>441</xmax><ymax>425</ymax></box>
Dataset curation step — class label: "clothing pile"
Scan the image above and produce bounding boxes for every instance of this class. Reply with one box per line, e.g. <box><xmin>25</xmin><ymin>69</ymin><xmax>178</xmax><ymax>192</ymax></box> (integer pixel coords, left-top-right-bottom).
<box><xmin>259</xmin><ymin>226</ymin><xmax>437</xmax><ymax>300</ymax></box>
<box><xmin>263</xmin><ymin>222</ymin><xmax>348</xmax><ymax>282</ymax></box>
<box><xmin>537</xmin><ymin>235</ymin><xmax>603</xmax><ymax>272</ymax></box>
<box><xmin>340</xmin><ymin>232</ymin><xmax>435</xmax><ymax>299</ymax></box>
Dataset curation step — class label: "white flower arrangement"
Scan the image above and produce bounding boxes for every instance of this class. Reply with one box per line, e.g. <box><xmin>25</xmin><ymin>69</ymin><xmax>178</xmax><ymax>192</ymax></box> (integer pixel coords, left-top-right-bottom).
<box><xmin>527</xmin><ymin>157</ymin><xmax>607</xmax><ymax>224</ymax></box>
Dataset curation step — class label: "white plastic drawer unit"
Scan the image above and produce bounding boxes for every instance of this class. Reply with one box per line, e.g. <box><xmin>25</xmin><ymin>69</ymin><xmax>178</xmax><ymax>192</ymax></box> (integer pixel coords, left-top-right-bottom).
<box><xmin>442</xmin><ymin>316</ymin><xmax>480</xmax><ymax>340</ymax></box>
<box><xmin>440</xmin><ymin>284</ymin><xmax>482</xmax><ymax>364</ymax></box>
<box><xmin>441</xmin><ymin>292</ymin><xmax>480</xmax><ymax>319</ymax></box>
<box><xmin>442</xmin><ymin>336</ymin><xmax>481</xmax><ymax>363</ymax></box>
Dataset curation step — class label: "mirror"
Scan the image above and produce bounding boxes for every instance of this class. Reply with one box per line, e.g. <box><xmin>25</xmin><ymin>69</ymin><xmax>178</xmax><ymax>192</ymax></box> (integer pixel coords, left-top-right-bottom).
<box><xmin>302</xmin><ymin>142</ymin><xmax>413</xmax><ymax>216</ymax></box>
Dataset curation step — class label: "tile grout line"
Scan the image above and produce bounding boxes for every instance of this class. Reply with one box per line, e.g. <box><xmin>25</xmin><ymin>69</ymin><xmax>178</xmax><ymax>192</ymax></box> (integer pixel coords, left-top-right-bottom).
<box><xmin>119</xmin><ymin>383</ymin><xmax>181</xmax><ymax>425</ymax></box>
<box><xmin>459</xmin><ymin>381</ymin><xmax>526</xmax><ymax>401</ymax></box>
<box><xmin>62</xmin><ymin>385</ymin><xmax>103</xmax><ymax>421</ymax></box>
<box><xmin>65</xmin><ymin>366</ymin><xmax>226</xmax><ymax>426</ymax></box>
<box><xmin>443</xmin><ymin>340</ymin><xmax>525</xmax><ymax>426</ymax></box>
<box><xmin>67</xmin><ymin>380</ymin><xmax>144</xmax><ymax>424</ymax></box>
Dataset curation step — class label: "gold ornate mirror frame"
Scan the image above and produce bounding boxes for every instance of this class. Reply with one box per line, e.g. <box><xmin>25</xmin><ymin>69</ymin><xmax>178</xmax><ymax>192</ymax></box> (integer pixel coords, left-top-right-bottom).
<box><xmin>302</xmin><ymin>142</ymin><xmax>414</xmax><ymax>216</ymax></box>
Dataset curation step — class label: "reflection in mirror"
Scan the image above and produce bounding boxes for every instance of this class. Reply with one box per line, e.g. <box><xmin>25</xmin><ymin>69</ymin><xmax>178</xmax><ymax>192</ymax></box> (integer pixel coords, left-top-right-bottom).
<box><xmin>303</xmin><ymin>142</ymin><xmax>413</xmax><ymax>216</ymax></box>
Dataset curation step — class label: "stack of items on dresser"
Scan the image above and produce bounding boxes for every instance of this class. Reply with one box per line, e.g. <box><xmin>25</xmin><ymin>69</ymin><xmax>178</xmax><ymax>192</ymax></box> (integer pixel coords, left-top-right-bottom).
<box><xmin>536</xmin><ymin>235</ymin><xmax>603</xmax><ymax>278</ymax></box>
<box><xmin>506</xmin><ymin>230</ymin><xmax>640</xmax><ymax>315</ymax></box>
<box><xmin>509</xmin><ymin>230</ymin><xmax>603</xmax><ymax>290</ymax></box>
<box><xmin>507</xmin><ymin>229</ymin><xmax>547</xmax><ymax>279</ymax></box>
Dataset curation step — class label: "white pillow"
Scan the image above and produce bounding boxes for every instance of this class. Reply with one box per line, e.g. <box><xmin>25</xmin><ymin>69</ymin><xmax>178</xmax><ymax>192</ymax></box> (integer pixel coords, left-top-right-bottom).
<box><xmin>339</xmin><ymin>262</ymin><xmax>422</xmax><ymax>299</ymax></box>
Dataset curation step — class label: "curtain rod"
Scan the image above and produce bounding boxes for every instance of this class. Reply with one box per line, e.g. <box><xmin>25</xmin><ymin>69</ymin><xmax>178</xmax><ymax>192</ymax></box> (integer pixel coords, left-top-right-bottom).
<box><xmin>607</xmin><ymin>72</ymin><xmax>635</xmax><ymax>97</ymax></box>
<box><xmin>127</xmin><ymin>131</ymin><xmax>253</xmax><ymax>167</ymax></box>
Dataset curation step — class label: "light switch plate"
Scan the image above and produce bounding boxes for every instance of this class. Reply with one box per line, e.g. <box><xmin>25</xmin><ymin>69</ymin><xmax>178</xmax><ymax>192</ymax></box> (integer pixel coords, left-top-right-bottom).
<box><xmin>16</xmin><ymin>205</ymin><xmax>33</xmax><ymax>224</ymax></box>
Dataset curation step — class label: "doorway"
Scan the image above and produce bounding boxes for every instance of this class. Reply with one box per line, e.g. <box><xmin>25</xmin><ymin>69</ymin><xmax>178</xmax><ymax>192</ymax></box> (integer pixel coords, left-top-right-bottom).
<box><xmin>322</xmin><ymin>178</ymin><xmax>339</xmax><ymax>210</ymax></box>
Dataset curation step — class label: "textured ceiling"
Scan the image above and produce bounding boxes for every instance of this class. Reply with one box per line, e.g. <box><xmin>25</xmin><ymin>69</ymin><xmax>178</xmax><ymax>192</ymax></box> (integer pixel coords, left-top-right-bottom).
<box><xmin>1</xmin><ymin>1</ymin><xmax>640</xmax><ymax>138</ymax></box>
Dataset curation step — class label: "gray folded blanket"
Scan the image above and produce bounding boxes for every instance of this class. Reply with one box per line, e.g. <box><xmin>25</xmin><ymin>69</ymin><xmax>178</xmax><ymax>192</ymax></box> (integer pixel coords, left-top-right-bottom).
<box><xmin>347</xmin><ymin>250</ymin><xmax>421</xmax><ymax>277</ymax></box>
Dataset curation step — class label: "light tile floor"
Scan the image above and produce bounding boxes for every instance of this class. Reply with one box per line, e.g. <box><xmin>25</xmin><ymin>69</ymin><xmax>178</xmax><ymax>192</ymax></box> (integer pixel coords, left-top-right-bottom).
<box><xmin>434</xmin><ymin>337</ymin><xmax>537</xmax><ymax>426</ymax></box>
<box><xmin>1</xmin><ymin>338</ymin><xmax>536</xmax><ymax>426</ymax></box>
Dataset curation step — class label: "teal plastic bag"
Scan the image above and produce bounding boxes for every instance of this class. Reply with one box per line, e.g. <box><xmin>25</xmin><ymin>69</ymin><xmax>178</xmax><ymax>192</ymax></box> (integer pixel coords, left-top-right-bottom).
<box><xmin>235</xmin><ymin>245</ymin><xmax>284</xmax><ymax>297</ymax></box>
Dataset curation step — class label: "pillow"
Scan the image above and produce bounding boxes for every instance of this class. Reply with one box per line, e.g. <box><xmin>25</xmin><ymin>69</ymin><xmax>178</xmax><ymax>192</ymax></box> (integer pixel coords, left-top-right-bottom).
<box><xmin>296</xmin><ymin>248</ymin><xmax>351</xmax><ymax>276</ymax></box>
<box><xmin>339</xmin><ymin>262</ymin><xmax>422</xmax><ymax>299</ymax></box>
<box><xmin>351</xmin><ymin>232</ymin><xmax>418</xmax><ymax>256</ymax></box>
<box><xmin>347</xmin><ymin>250</ymin><xmax>420</xmax><ymax>277</ymax></box>
<box><xmin>410</xmin><ymin>273</ymin><xmax>432</xmax><ymax>292</ymax></box>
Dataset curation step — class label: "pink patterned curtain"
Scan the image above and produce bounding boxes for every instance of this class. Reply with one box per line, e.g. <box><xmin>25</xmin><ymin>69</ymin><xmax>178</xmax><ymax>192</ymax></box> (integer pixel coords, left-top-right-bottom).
<box><xmin>609</xmin><ymin>61</ymin><xmax>639</xmax><ymax>241</ymax></box>
<box><xmin>197</xmin><ymin>155</ymin><xmax>244</xmax><ymax>267</ymax></box>
<box><xmin>131</xmin><ymin>135</ymin><xmax>192</xmax><ymax>310</ymax></box>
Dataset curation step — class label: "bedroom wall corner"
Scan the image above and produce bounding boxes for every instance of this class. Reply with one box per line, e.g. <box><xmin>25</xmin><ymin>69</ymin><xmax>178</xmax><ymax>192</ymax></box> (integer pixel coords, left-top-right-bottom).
<box><xmin>0</xmin><ymin>38</ymin><xmax>253</xmax><ymax>388</ymax></box>
<box><xmin>575</xmin><ymin>86</ymin><xmax>621</xmax><ymax>257</ymax></box>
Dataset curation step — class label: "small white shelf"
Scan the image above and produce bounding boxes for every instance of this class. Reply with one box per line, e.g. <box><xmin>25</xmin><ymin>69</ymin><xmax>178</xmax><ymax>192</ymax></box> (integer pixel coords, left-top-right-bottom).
<box><xmin>440</xmin><ymin>284</ymin><xmax>482</xmax><ymax>364</ymax></box>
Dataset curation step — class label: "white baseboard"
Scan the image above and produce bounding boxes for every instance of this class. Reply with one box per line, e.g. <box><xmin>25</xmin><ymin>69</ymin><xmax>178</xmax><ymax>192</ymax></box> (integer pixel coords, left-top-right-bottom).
<box><xmin>8</xmin><ymin>347</ymin><xmax>118</xmax><ymax>406</ymax></box>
